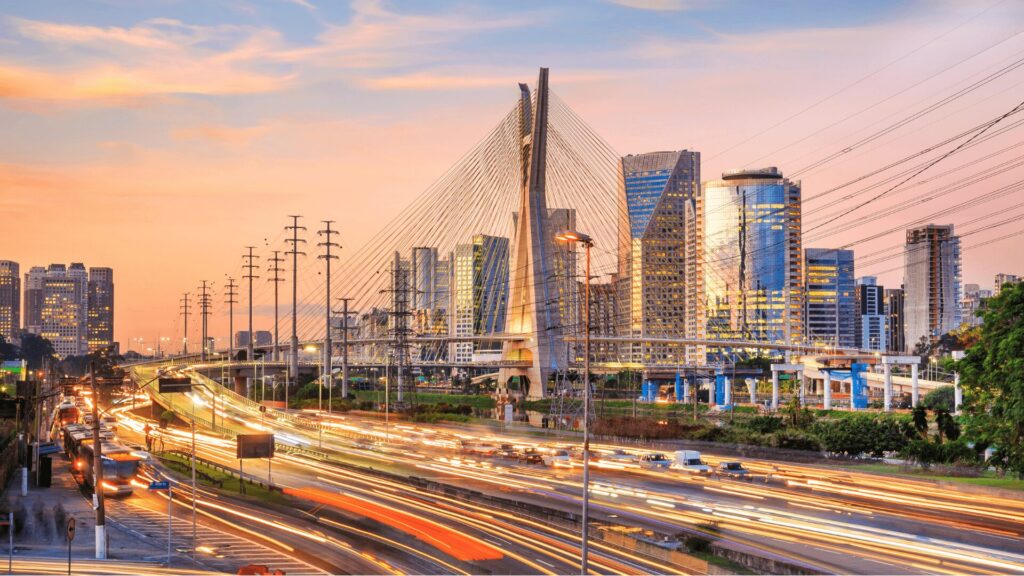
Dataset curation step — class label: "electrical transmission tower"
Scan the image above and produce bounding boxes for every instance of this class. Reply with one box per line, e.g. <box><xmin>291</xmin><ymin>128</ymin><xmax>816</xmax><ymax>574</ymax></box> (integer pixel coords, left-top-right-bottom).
<box><xmin>335</xmin><ymin>297</ymin><xmax>357</xmax><ymax>401</ymax></box>
<box><xmin>318</xmin><ymin>221</ymin><xmax>340</xmax><ymax>413</ymax></box>
<box><xmin>242</xmin><ymin>247</ymin><xmax>260</xmax><ymax>362</ymax></box>
<box><xmin>198</xmin><ymin>281</ymin><xmax>212</xmax><ymax>362</ymax></box>
<box><xmin>225</xmin><ymin>277</ymin><xmax>238</xmax><ymax>360</ymax></box>
<box><xmin>548</xmin><ymin>247</ymin><xmax>588</xmax><ymax>430</ymax></box>
<box><xmin>381</xmin><ymin>252</ymin><xmax>413</xmax><ymax>404</ymax></box>
<box><xmin>180</xmin><ymin>292</ymin><xmax>191</xmax><ymax>355</ymax></box>
<box><xmin>284</xmin><ymin>216</ymin><xmax>306</xmax><ymax>385</ymax></box>
<box><xmin>267</xmin><ymin>251</ymin><xmax>285</xmax><ymax>363</ymax></box>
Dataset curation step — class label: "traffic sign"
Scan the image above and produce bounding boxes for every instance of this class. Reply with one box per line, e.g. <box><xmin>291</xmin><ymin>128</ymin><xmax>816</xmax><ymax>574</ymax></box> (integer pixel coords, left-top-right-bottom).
<box><xmin>237</xmin><ymin>434</ymin><xmax>275</xmax><ymax>459</ymax></box>
<box><xmin>158</xmin><ymin>377</ymin><xmax>193</xmax><ymax>393</ymax></box>
<box><xmin>148</xmin><ymin>480</ymin><xmax>170</xmax><ymax>491</ymax></box>
<box><xmin>66</xmin><ymin>517</ymin><xmax>76</xmax><ymax>542</ymax></box>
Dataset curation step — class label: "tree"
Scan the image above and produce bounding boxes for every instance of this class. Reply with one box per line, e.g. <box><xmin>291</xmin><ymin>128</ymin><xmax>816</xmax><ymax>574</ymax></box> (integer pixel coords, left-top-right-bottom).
<box><xmin>911</xmin><ymin>405</ymin><xmax>929</xmax><ymax>437</ymax></box>
<box><xmin>18</xmin><ymin>334</ymin><xmax>55</xmax><ymax>369</ymax></box>
<box><xmin>959</xmin><ymin>281</ymin><xmax>1024</xmax><ymax>479</ymax></box>
<box><xmin>0</xmin><ymin>335</ymin><xmax>17</xmax><ymax>361</ymax></box>
<box><xmin>923</xmin><ymin>385</ymin><xmax>955</xmax><ymax>412</ymax></box>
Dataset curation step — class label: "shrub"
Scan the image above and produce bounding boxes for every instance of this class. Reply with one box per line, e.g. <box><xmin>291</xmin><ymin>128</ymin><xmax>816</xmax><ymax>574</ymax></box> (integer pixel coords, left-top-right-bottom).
<box><xmin>743</xmin><ymin>415</ymin><xmax>783</xmax><ymax>434</ymax></box>
<box><xmin>923</xmin><ymin>385</ymin><xmax>955</xmax><ymax>412</ymax></box>
<box><xmin>811</xmin><ymin>414</ymin><xmax>913</xmax><ymax>457</ymax></box>
<box><xmin>772</xmin><ymin>430</ymin><xmax>821</xmax><ymax>451</ymax></box>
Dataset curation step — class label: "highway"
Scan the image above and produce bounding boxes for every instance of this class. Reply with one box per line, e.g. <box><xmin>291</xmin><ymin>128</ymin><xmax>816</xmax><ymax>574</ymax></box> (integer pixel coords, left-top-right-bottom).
<box><xmin>127</xmin><ymin>365</ymin><xmax>1024</xmax><ymax>574</ymax></box>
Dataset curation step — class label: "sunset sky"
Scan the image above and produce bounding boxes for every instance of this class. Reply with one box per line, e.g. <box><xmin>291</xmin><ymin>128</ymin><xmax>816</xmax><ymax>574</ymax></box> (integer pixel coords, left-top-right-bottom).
<box><xmin>1</xmin><ymin>0</ymin><xmax>1022</xmax><ymax>352</ymax></box>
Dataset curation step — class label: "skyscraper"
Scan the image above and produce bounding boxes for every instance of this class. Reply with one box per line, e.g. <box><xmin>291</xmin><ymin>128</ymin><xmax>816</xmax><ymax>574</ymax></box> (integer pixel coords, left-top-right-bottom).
<box><xmin>87</xmin><ymin>267</ymin><xmax>114</xmax><ymax>351</ymax></box>
<box><xmin>885</xmin><ymin>287</ymin><xmax>905</xmax><ymax>353</ymax></box>
<box><xmin>451</xmin><ymin>234</ymin><xmax>509</xmax><ymax>363</ymax></box>
<box><xmin>23</xmin><ymin>266</ymin><xmax>45</xmax><ymax>334</ymax></box>
<box><xmin>804</xmin><ymin>248</ymin><xmax>855</xmax><ymax>348</ymax></box>
<box><xmin>0</xmin><ymin>261</ymin><xmax>19</xmax><ymax>342</ymax></box>
<box><xmin>703</xmin><ymin>167</ymin><xmax>803</xmax><ymax>350</ymax></box>
<box><xmin>855</xmin><ymin>276</ymin><xmax>887</xmax><ymax>351</ymax></box>
<box><xmin>620</xmin><ymin>150</ymin><xmax>700</xmax><ymax>365</ymax></box>
<box><xmin>903</xmin><ymin>224</ymin><xmax>961</xmax><ymax>349</ymax></box>
<box><xmin>40</xmin><ymin>263</ymin><xmax>89</xmax><ymax>357</ymax></box>
<box><xmin>960</xmin><ymin>283</ymin><xmax>990</xmax><ymax>327</ymax></box>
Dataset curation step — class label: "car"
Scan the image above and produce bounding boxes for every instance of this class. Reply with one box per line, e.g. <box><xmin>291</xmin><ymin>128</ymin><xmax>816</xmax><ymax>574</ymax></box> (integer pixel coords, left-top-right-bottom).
<box><xmin>495</xmin><ymin>444</ymin><xmax>519</xmax><ymax>458</ymax></box>
<box><xmin>671</xmin><ymin>450</ymin><xmax>710</xmax><ymax>474</ymax></box>
<box><xmin>638</xmin><ymin>453</ymin><xmax>672</xmax><ymax>470</ymax></box>
<box><xmin>716</xmin><ymin>461</ymin><xmax>751</xmax><ymax>478</ymax></box>
<box><xmin>542</xmin><ymin>449</ymin><xmax>572</xmax><ymax>467</ymax></box>
<box><xmin>519</xmin><ymin>448</ymin><xmax>544</xmax><ymax>464</ymax></box>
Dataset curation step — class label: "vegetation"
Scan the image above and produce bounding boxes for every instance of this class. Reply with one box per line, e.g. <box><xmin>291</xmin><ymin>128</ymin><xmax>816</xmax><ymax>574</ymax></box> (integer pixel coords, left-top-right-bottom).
<box><xmin>160</xmin><ymin>452</ymin><xmax>290</xmax><ymax>506</ymax></box>
<box><xmin>923</xmin><ymin>385</ymin><xmax>955</xmax><ymax>412</ymax></box>
<box><xmin>959</xmin><ymin>281</ymin><xmax>1024</xmax><ymax>479</ymax></box>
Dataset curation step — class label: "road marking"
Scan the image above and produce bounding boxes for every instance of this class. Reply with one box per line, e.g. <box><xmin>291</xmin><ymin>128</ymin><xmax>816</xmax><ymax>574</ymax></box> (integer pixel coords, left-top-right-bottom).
<box><xmin>535</xmin><ymin>558</ymin><xmax>556</xmax><ymax>568</ymax></box>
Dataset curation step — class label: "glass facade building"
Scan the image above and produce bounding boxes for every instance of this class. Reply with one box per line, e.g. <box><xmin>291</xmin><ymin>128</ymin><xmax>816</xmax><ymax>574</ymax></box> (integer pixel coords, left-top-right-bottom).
<box><xmin>702</xmin><ymin>168</ymin><xmax>803</xmax><ymax>351</ymax></box>
<box><xmin>0</xmin><ymin>261</ymin><xmax>19</xmax><ymax>343</ymax></box>
<box><xmin>804</xmin><ymin>248</ymin><xmax>855</xmax><ymax>348</ymax></box>
<box><xmin>87</xmin><ymin>267</ymin><xmax>114</xmax><ymax>352</ymax></box>
<box><xmin>452</xmin><ymin>234</ymin><xmax>509</xmax><ymax>363</ymax></box>
<box><xmin>620</xmin><ymin>150</ymin><xmax>701</xmax><ymax>365</ymax></box>
<box><xmin>855</xmin><ymin>276</ymin><xmax>887</xmax><ymax>351</ymax></box>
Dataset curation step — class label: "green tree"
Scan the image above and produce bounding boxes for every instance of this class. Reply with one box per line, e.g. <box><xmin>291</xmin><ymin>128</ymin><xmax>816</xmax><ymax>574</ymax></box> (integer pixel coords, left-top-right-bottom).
<box><xmin>911</xmin><ymin>405</ymin><xmax>929</xmax><ymax>437</ymax></box>
<box><xmin>959</xmin><ymin>281</ymin><xmax>1024</xmax><ymax>479</ymax></box>
<box><xmin>18</xmin><ymin>334</ymin><xmax>55</xmax><ymax>369</ymax></box>
<box><xmin>0</xmin><ymin>335</ymin><xmax>17</xmax><ymax>360</ymax></box>
<box><xmin>922</xmin><ymin>385</ymin><xmax>955</xmax><ymax>412</ymax></box>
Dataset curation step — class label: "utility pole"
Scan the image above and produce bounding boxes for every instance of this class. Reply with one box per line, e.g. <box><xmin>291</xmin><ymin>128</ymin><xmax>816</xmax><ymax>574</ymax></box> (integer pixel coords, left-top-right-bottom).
<box><xmin>382</xmin><ymin>253</ymin><xmax>412</xmax><ymax>403</ymax></box>
<box><xmin>267</xmin><ymin>251</ymin><xmax>285</xmax><ymax>363</ymax></box>
<box><xmin>89</xmin><ymin>362</ymin><xmax>106</xmax><ymax>559</ymax></box>
<box><xmin>198</xmin><ymin>281</ymin><xmax>212</xmax><ymax>362</ymax></box>
<box><xmin>318</xmin><ymin>221</ymin><xmax>340</xmax><ymax>413</ymax></box>
<box><xmin>225</xmin><ymin>278</ymin><xmax>238</xmax><ymax>361</ymax></box>
<box><xmin>336</xmin><ymin>298</ymin><xmax>356</xmax><ymax>401</ymax></box>
<box><xmin>243</xmin><ymin>247</ymin><xmax>260</xmax><ymax>364</ymax></box>
<box><xmin>180</xmin><ymin>293</ymin><xmax>190</xmax><ymax>355</ymax></box>
<box><xmin>285</xmin><ymin>216</ymin><xmax>306</xmax><ymax>405</ymax></box>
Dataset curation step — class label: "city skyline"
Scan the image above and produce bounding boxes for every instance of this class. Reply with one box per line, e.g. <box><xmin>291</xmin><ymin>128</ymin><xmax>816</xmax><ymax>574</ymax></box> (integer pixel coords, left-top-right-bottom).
<box><xmin>1</xmin><ymin>0</ymin><xmax>1023</xmax><ymax>348</ymax></box>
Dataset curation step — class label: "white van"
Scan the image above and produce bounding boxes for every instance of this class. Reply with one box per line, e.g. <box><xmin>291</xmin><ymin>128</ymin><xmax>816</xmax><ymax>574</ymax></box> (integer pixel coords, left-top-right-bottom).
<box><xmin>671</xmin><ymin>450</ymin><xmax>710</xmax><ymax>474</ymax></box>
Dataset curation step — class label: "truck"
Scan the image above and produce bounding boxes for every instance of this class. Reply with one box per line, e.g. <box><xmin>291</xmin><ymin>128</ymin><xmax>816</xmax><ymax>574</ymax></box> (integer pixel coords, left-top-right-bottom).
<box><xmin>671</xmin><ymin>450</ymin><xmax>710</xmax><ymax>474</ymax></box>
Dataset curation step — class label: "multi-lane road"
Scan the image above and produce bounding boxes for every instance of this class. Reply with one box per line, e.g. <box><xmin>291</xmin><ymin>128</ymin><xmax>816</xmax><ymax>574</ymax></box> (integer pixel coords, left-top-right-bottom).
<box><xmin>123</xmin><ymin>365</ymin><xmax>1024</xmax><ymax>575</ymax></box>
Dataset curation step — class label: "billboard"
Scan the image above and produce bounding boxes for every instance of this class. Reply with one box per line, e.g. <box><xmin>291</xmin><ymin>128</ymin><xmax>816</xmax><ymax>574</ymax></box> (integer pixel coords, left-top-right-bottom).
<box><xmin>236</xmin><ymin>434</ymin><xmax>275</xmax><ymax>459</ymax></box>
<box><xmin>158</xmin><ymin>377</ymin><xmax>192</xmax><ymax>394</ymax></box>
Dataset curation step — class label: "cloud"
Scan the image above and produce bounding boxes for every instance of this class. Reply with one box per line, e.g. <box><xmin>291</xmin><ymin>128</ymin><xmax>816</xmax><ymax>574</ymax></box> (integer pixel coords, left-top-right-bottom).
<box><xmin>360</xmin><ymin>69</ymin><xmax>619</xmax><ymax>91</ymax></box>
<box><xmin>171</xmin><ymin>123</ymin><xmax>274</xmax><ymax>146</ymax></box>
<box><xmin>607</xmin><ymin>0</ymin><xmax>701</xmax><ymax>11</ymax></box>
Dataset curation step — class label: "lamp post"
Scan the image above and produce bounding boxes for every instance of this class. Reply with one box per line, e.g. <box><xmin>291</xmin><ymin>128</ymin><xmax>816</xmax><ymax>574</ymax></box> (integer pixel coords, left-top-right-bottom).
<box><xmin>554</xmin><ymin>228</ymin><xmax>592</xmax><ymax>576</ymax></box>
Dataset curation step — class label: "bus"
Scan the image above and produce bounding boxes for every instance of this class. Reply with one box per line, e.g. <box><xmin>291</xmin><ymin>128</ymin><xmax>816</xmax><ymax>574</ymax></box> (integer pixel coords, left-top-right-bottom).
<box><xmin>75</xmin><ymin>440</ymin><xmax>143</xmax><ymax>497</ymax></box>
<box><xmin>57</xmin><ymin>402</ymin><xmax>79</xmax><ymax>426</ymax></box>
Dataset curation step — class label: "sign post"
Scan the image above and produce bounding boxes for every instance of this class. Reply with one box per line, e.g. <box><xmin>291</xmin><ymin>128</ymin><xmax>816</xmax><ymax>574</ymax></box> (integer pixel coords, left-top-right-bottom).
<box><xmin>236</xmin><ymin>434</ymin><xmax>275</xmax><ymax>493</ymax></box>
<box><xmin>149</xmin><ymin>480</ymin><xmax>172</xmax><ymax>566</ymax></box>
<box><xmin>66</xmin><ymin>516</ymin><xmax>76</xmax><ymax>575</ymax></box>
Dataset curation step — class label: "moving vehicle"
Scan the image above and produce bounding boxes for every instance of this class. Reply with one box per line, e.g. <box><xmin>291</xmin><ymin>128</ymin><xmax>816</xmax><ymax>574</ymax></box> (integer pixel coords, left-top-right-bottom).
<box><xmin>76</xmin><ymin>441</ymin><xmax>143</xmax><ymax>497</ymax></box>
<box><xmin>671</xmin><ymin>450</ymin><xmax>710</xmax><ymax>474</ymax></box>
<box><xmin>495</xmin><ymin>444</ymin><xmax>519</xmax><ymax>459</ymax></box>
<box><xmin>596</xmin><ymin>449</ymin><xmax>637</xmax><ymax>465</ymax></box>
<box><xmin>519</xmin><ymin>448</ymin><xmax>544</xmax><ymax>464</ymax></box>
<box><xmin>542</xmin><ymin>449</ymin><xmax>572</xmax><ymax>467</ymax></box>
<box><xmin>638</xmin><ymin>453</ymin><xmax>672</xmax><ymax>470</ymax></box>
<box><xmin>717</xmin><ymin>461</ymin><xmax>751</xmax><ymax>478</ymax></box>
<box><xmin>57</xmin><ymin>402</ymin><xmax>79</xmax><ymax>426</ymax></box>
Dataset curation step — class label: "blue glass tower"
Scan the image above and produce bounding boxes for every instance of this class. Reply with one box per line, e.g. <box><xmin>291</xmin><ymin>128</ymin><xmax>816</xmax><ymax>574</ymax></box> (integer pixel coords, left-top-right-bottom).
<box><xmin>805</xmin><ymin>248</ymin><xmax>856</xmax><ymax>348</ymax></box>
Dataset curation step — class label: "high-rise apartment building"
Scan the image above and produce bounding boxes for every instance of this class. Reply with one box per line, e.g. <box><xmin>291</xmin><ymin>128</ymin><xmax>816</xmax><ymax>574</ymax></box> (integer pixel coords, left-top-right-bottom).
<box><xmin>23</xmin><ymin>266</ymin><xmax>45</xmax><ymax>334</ymax></box>
<box><xmin>804</xmin><ymin>248</ymin><xmax>855</xmax><ymax>348</ymax></box>
<box><xmin>87</xmin><ymin>267</ymin><xmax>114</xmax><ymax>351</ymax></box>
<box><xmin>620</xmin><ymin>150</ymin><xmax>701</xmax><ymax>365</ymax></box>
<box><xmin>451</xmin><ymin>234</ymin><xmax>509</xmax><ymax>363</ymax></box>
<box><xmin>855</xmin><ymin>276</ymin><xmax>887</xmax><ymax>351</ymax></box>
<box><xmin>994</xmin><ymin>273</ymin><xmax>1020</xmax><ymax>296</ymax></box>
<box><xmin>885</xmin><ymin>287</ymin><xmax>905</xmax><ymax>353</ymax></box>
<box><xmin>703</xmin><ymin>167</ymin><xmax>803</xmax><ymax>352</ymax></box>
<box><xmin>39</xmin><ymin>263</ymin><xmax>89</xmax><ymax>357</ymax></box>
<box><xmin>960</xmin><ymin>283</ymin><xmax>990</xmax><ymax>327</ymax></box>
<box><xmin>903</xmin><ymin>224</ymin><xmax>961</xmax><ymax>349</ymax></box>
<box><xmin>0</xmin><ymin>261</ymin><xmax>19</xmax><ymax>342</ymax></box>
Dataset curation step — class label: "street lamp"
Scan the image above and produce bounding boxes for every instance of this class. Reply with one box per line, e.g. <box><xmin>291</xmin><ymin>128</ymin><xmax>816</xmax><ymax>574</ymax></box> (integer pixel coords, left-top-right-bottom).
<box><xmin>305</xmin><ymin>345</ymin><xmax>321</xmax><ymax>411</ymax></box>
<box><xmin>554</xmin><ymin>228</ymin><xmax>593</xmax><ymax>576</ymax></box>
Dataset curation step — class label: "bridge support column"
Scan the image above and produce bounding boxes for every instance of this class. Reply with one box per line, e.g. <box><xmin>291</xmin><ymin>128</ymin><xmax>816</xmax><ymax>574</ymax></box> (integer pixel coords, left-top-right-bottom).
<box><xmin>954</xmin><ymin>372</ymin><xmax>962</xmax><ymax>415</ymax></box>
<box><xmin>683</xmin><ymin>377</ymin><xmax>690</xmax><ymax>404</ymax></box>
<box><xmin>771</xmin><ymin>371</ymin><xmax>779</xmax><ymax>410</ymax></box>
<box><xmin>883</xmin><ymin>363</ymin><xmax>892</xmax><ymax>412</ymax></box>
<box><xmin>823</xmin><ymin>371</ymin><xmax>832</xmax><ymax>411</ymax></box>
<box><xmin>234</xmin><ymin>375</ymin><xmax>246</xmax><ymax>396</ymax></box>
<box><xmin>747</xmin><ymin>378</ymin><xmax>756</xmax><ymax>404</ymax></box>
<box><xmin>911</xmin><ymin>363</ymin><xmax>920</xmax><ymax>408</ymax></box>
<box><xmin>723</xmin><ymin>377</ymin><xmax>731</xmax><ymax>406</ymax></box>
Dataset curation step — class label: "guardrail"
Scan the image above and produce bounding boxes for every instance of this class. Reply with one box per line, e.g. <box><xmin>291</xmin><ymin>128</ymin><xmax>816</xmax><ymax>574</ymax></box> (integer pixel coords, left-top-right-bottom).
<box><xmin>158</xmin><ymin>449</ymin><xmax>282</xmax><ymax>493</ymax></box>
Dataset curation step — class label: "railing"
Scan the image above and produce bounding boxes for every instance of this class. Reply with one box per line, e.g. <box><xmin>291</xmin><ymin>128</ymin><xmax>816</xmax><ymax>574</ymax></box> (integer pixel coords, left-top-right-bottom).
<box><xmin>159</xmin><ymin>449</ymin><xmax>282</xmax><ymax>493</ymax></box>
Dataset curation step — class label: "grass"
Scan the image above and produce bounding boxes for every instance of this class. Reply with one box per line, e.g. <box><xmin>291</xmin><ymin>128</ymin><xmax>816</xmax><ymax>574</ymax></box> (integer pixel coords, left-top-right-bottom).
<box><xmin>352</xmin><ymin>391</ymin><xmax>496</xmax><ymax>410</ymax></box>
<box><xmin>159</xmin><ymin>452</ymin><xmax>292</xmax><ymax>506</ymax></box>
<box><xmin>691</xmin><ymin>551</ymin><xmax>756</xmax><ymax>575</ymax></box>
<box><xmin>833</xmin><ymin>462</ymin><xmax>1024</xmax><ymax>491</ymax></box>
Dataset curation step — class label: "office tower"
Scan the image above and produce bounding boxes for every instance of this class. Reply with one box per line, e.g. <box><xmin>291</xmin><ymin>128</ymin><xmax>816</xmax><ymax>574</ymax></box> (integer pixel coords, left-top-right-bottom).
<box><xmin>0</xmin><ymin>261</ymin><xmax>19</xmax><ymax>342</ymax></box>
<box><xmin>411</xmin><ymin>247</ymin><xmax>438</xmax><ymax>310</ymax></box>
<box><xmin>40</xmin><ymin>263</ymin><xmax>89</xmax><ymax>357</ymax></box>
<box><xmin>703</xmin><ymin>167</ymin><xmax>803</xmax><ymax>351</ymax></box>
<box><xmin>804</xmin><ymin>248</ymin><xmax>855</xmax><ymax>348</ymax></box>
<box><xmin>994</xmin><ymin>273</ymin><xmax>1020</xmax><ymax>296</ymax></box>
<box><xmin>23</xmin><ymin>266</ymin><xmax>45</xmax><ymax>334</ymax></box>
<box><xmin>903</xmin><ymin>224</ymin><xmax>961</xmax><ymax>349</ymax></box>
<box><xmin>234</xmin><ymin>330</ymin><xmax>272</xmax><ymax>348</ymax></box>
<box><xmin>855</xmin><ymin>277</ymin><xmax>887</xmax><ymax>351</ymax></box>
<box><xmin>451</xmin><ymin>234</ymin><xmax>509</xmax><ymax>363</ymax></box>
<box><xmin>87</xmin><ymin>267</ymin><xmax>114</xmax><ymax>352</ymax></box>
<box><xmin>885</xmin><ymin>287</ymin><xmax>906</xmax><ymax>353</ymax></box>
<box><xmin>620</xmin><ymin>150</ymin><xmax>701</xmax><ymax>365</ymax></box>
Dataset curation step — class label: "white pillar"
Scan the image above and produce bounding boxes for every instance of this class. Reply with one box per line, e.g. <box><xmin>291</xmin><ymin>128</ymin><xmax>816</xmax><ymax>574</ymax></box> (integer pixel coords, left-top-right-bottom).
<box><xmin>798</xmin><ymin>371</ymin><xmax>806</xmax><ymax>405</ymax></box>
<box><xmin>911</xmin><ymin>363</ymin><xmax>920</xmax><ymax>407</ymax></box>
<box><xmin>883</xmin><ymin>363</ymin><xmax>892</xmax><ymax>412</ymax></box>
<box><xmin>823</xmin><ymin>371</ymin><xmax>832</xmax><ymax>410</ymax></box>
<box><xmin>96</xmin><ymin>524</ymin><xmax>107</xmax><ymax>559</ymax></box>
<box><xmin>954</xmin><ymin>372</ymin><xmax>962</xmax><ymax>415</ymax></box>
<box><xmin>747</xmin><ymin>378</ymin><xmax>756</xmax><ymax>404</ymax></box>
<box><xmin>683</xmin><ymin>378</ymin><xmax>690</xmax><ymax>404</ymax></box>
<box><xmin>724</xmin><ymin>377</ymin><xmax>732</xmax><ymax>405</ymax></box>
<box><xmin>771</xmin><ymin>371</ymin><xmax>779</xmax><ymax>410</ymax></box>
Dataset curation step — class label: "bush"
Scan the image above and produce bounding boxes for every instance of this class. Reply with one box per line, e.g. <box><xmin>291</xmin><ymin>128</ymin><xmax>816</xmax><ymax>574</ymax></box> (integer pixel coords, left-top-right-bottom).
<box><xmin>901</xmin><ymin>438</ymin><xmax>981</xmax><ymax>468</ymax></box>
<box><xmin>923</xmin><ymin>385</ymin><xmax>955</xmax><ymax>412</ymax></box>
<box><xmin>743</xmin><ymin>415</ymin><xmax>783</xmax><ymax>434</ymax></box>
<box><xmin>772</xmin><ymin>430</ymin><xmax>821</xmax><ymax>451</ymax></box>
<box><xmin>811</xmin><ymin>414</ymin><xmax>913</xmax><ymax>457</ymax></box>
